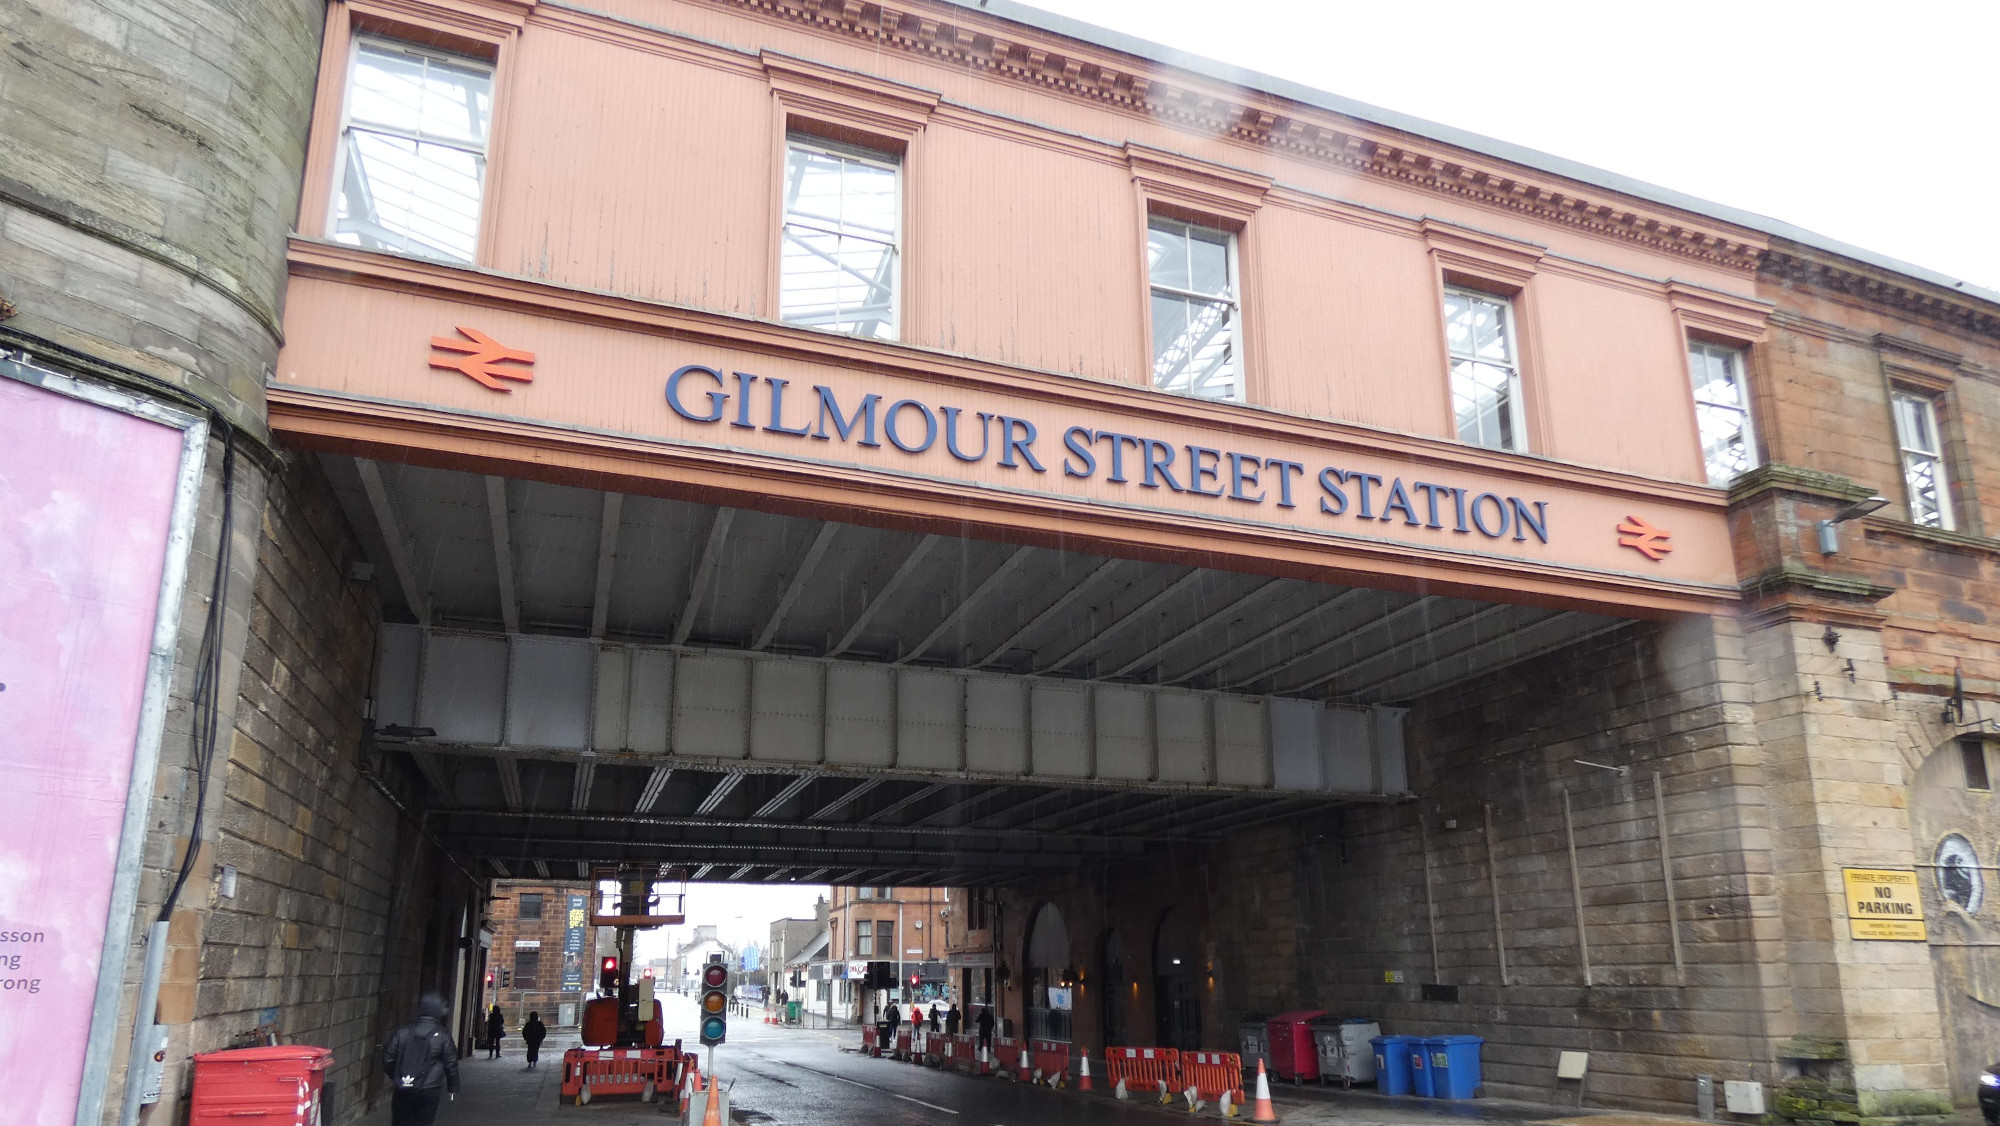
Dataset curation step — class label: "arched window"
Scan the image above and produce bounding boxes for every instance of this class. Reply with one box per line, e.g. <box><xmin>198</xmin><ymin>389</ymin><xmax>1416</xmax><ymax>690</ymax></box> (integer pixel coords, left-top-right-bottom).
<box><xmin>1023</xmin><ymin>903</ymin><xmax>1071</xmax><ymax>1042</ymax></box>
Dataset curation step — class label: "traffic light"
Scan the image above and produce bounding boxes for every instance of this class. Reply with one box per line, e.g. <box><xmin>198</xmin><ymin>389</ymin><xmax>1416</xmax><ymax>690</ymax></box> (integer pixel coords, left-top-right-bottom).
<box><xmin>484</xmin><ymin>971</ymin><xmax>494</xmax><ymax>987</ymax></box>
<box><xmin>600</xmin><ymin>956</ymin><xmax>620</xmax><ymax>995</ymax></box>
<box><xmin>907</xmin><ymin>970</ymin><xmax>920</xmax><ymax>990</ymax></box>
<box><xmin>699</xmin><ymin>957</ymin><xmax>729</xmax><ymax>1046</ymax></box>
<box><xmin>500</xmin><ymin>968</ymin><xmax>512</xmax><ymax>989</ymax></box>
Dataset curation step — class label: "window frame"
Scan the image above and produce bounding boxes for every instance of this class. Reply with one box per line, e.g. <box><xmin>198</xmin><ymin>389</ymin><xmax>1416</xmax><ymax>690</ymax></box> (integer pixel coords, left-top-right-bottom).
<box><xmin>517</xmin><ymin>892</ymin><xmax>543</xmax><ymax>921</ymax></box>
<box><xmin>778</xmin><ymin>133</ymin><xmax>903</xmax><ymax>342</ymax></box>
<box><xmin>1891</xmin><ymin>387</ymin><xmax>1956</xmax><ymax>531</ymax></box>
<box><xmin>856</xmin><ymin>919</ymin><xmax>873</xmax><ymax>957</ymax></box>
<box><xmin>1442</xmin><ymin>284</ymin><xmax>1528</xmax><ymax>452</ymax></box>
<box><xmin>1145</xmin><ymin>213</ymin><xmax>1246</xmax><ymax>404</ymax></box>
<box><xmin>512</xmin><ymin>948</ymin><xmax>540</xmax><ymax>990</ymax></box>
<box><xmin>1962</xmin><ymin>737</ymin><xmax>1991</xmax><ymax>792</ymax></box>
<box><xmin>1686</xmin><ymin>339</ymin><xmax>1760</xmax><ymax>485</ymax></box>
<box><xmin>327</xmin><ymin>33</ymin><xmax>497</xmax><ymax>265</ymax></box>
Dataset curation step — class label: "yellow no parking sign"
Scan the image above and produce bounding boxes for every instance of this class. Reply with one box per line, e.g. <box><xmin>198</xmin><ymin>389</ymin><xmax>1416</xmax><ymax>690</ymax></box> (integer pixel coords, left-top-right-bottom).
<box><xmin>1843</xmin><ymin>868</ymin><xmax>1928</xmax><ymax>941</ymax></box>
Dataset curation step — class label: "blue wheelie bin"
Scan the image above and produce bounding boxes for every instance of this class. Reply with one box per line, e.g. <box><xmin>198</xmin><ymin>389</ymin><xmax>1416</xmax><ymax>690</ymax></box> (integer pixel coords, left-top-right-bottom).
<box><xmin>1428</xmin><ymin>1035</ymin><xmax>1484</xmax><ymax>1099</ymax></box>
<box><xmin>1370</xmin><ymin>1035</ymin><xmax>1415</xmax><ymax>1096</ymax></box>
<box><xmin>1410</xmin><ymin>1038</ymin><xmax>1435</xmax><ymax>1097</ymax></box>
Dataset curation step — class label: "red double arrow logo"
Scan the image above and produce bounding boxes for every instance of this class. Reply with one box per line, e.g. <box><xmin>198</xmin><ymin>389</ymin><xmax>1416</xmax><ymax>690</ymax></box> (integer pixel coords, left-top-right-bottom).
<box><xmin>1616</xmin><ymin>515</ymin><xmax>1674</xmax><ymax>561</ymax></box>
<box><xmin>429</xmin><ymin>326</ymin><xmax>535</xmax><ymax>392</ymax></box>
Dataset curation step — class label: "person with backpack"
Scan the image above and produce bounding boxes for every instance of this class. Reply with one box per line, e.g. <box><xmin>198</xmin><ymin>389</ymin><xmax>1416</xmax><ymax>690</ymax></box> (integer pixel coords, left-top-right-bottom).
<box><xmin>382</xmin><ymin>994</ymin><xmax>460</xmax><ymax>1126</ymax></box>
<box><xmin>521</xmin><ymin>1011</ymin><xmax>547</xmax><ymax>1070</ymax></box>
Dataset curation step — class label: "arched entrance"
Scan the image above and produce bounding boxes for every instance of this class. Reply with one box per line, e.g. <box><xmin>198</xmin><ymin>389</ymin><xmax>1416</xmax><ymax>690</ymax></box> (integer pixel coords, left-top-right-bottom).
<box><xmin>1100</xmin><ymin>929</ymin><xmax>1129</xmax><ymax>1047</ymax></box>
<box><xmin>1153</xmin><ymin>909</ymin><xmax>1200</xmax><ymax>1050</ymax></box>
<box><xmin>1024</xmin><ymin>902</ymin><xmax>1071</xmax><ymax>1041</ymax></box>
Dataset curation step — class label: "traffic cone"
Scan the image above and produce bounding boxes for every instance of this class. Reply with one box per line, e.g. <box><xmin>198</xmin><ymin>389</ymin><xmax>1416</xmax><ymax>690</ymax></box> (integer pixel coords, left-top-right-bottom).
<box><xmin>1019</xmin><ymin>1046</ymin><xmax>1032</xmax><ymax>1083</ymax></box>
<box><xmin>1250</xmin><ymin>1059</ymin><xmax>1278</xmax><ymax>1123</ymax></box>
<box><xmin>1078</xmin><ymin>1049</ymin><xmax>1093</xmax><ymax>1092</ymax></box>
<box><xmin>701</xmin><ymin>1075</ymin><xmax>723</xmax><ymax>1126</ymax></box>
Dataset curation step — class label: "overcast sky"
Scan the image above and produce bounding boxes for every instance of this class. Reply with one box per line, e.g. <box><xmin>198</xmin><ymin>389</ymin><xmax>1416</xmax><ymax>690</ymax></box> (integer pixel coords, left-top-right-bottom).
<box><xmin>632</xmin><ymin>882</ymin><xmax>828</xmax><ymax>966</ymax></box>
<box><xmin>1010</xmin><ymin>0</ymin><xmax>2000</xmax><ymax>292</ymax></box>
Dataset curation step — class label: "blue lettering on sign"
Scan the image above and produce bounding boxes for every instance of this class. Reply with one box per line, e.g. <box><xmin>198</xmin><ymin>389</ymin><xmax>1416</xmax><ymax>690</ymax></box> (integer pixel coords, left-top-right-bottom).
<box><xmin>663</xmin><ymin>363</ymin><xmax>1555</xmax><ymax>546</ymax></box>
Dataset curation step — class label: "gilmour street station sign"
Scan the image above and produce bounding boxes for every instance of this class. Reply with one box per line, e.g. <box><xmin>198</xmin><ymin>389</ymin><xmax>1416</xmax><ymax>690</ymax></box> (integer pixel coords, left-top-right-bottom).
<box><xmin>269</xmin><ymin>248</ymin><xmax>1735</xmax><ymax>617</ymax></box>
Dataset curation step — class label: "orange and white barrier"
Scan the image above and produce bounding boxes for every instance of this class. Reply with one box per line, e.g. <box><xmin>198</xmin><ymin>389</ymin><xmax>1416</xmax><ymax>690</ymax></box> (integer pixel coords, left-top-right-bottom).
<box><xmin>1030</xmin><ymin>1039</ymin><xmax>1070</xmax><ymax>1088</ymax></box>
<box><xmin>1105</xmin><ymin>1046</ymin><xmax>1178</xmax><ymax>1104</ymax></box>
<box><xmin>1183</xmin><ymin>1050</ymin><xmax>1247</xmax><ymax>1109</ymax></box>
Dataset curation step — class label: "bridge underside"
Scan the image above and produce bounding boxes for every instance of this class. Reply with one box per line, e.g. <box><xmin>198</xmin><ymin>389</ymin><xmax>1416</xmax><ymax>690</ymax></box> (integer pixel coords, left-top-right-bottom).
<box><xmin>327</xmin><ymin>453</ymin><xmax>1634</xmax><ymax>885</ymax></box>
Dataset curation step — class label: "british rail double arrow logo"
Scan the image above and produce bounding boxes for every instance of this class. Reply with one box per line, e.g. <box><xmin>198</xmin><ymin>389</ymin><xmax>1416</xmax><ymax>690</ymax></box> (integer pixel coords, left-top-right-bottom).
<box><xmin>429</xmin><ymin>326</ymin><xmax>535</xmax><ymax>392</ymax></box>
<box><xmin>1616</xmin><ymin>515</ymin><xmax>1674</xmax><ymax>561</ymax></box>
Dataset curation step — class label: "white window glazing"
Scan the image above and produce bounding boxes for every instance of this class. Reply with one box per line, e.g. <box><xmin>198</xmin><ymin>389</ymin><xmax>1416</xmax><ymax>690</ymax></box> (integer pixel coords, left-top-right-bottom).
<box><xmin>1444</xmin><ymin>288</ymin><xmax>1525</xmax><ymax>451</ymax></box>
<box><xmin>1893</xmin><ymin>390</ymin><xmax>1954</xmax><ymax>530</ymax></box>
<box><xmin>333</xmin><ymin>38</ymin><xmax>492</xmax><ymax>264</ymax></box>
<box><xmin>1688</xmin><ymin>341</ymin><xmax>1758</xmax><ymax>484</ymax></box>
<box><xmin>1147</xmin><ymin>216</ymin><xmax>1241</xmax><ymax>402</ymax></box>
<box><xmin>780</xmin><ymin>137</ymin><xmax>900</xmax><ymax>340</ymax></box>
<box><xmin>856</xmin><ymin>920</ymin><xmax>873</xmax><ymax>957</ymax></box>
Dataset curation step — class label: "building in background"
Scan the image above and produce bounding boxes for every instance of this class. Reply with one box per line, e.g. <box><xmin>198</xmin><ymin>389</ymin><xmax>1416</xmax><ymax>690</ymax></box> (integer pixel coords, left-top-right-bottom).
<box><xmin>829</xmin><ymin>886</ymin><xmax>949</xmax><ymax>1016</ymax></box>
<box><xmin>483</xmin><ymin>882</ymin><xmax>597</xmax><ymax>1029</ymax></box>
<box><xmin>670</xmin><ymin>925</ymin><xmax>735</xmax><ymax>992</ymax></box>
<box><xmin>942</xmin><ymin>889</ymin><xmax>998</xmax><ymax>1015</ymax></box>
<box><xmin>768</xmin><ymin>901</ymin><xmax>827</xmax><ymax>998</ymax></box>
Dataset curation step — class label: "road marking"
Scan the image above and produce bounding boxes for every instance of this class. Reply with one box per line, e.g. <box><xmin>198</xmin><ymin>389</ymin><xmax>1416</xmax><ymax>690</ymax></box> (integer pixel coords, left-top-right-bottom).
<box><xmin>768</xmin><ymin>1059</ymin><xmax>961</xmax><ymax>1115</ymax></box>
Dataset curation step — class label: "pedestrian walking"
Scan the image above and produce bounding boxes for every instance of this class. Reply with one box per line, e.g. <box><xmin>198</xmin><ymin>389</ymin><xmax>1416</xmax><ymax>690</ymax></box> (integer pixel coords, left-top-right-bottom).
<box><xmin>382</xmin><ymin>994</ymin><xmax>460</xmax><ymax>1126</ymax></box>
<box><xmin>928</xmin><ymin>1003</ymin><xmax>941</xmax><ymax>1032</ymax></box>
<box><xmin>521</xmin><ymin>1011</ymin><xmax>547</xmax><ymax>1070</ymax></box>
<box><xmin>945</xmin><ymin>1002</ymin><xmax>961</xmax><ymax>1036</ymax></box>
<box><xmin>975</xmin><ymin>1005</ymin><xmax>994</xmax><ymax>1051</ymax></box>
<box><xmin>485</xmin><ymin>1004</ymin><xmax>505</xmax><ymax>1059</ymax></box>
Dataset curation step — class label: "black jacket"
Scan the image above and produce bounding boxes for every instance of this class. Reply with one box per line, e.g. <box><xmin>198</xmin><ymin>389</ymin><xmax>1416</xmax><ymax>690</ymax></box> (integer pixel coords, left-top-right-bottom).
<box><xmin>522</xmin><ymin>1017</ymin><xmax>547</xmax><ymax>1048</ymax></box>
<box><xmin>384</xmin><ymin>1000</ymin><xmax>461</xmax><ymax>1093</ymax></box>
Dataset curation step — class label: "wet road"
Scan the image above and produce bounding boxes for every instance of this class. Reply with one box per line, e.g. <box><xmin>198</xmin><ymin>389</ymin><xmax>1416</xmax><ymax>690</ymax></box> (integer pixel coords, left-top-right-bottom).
<box><xmin>361</xmin><ymin>993</ymin><xmax>1674</xmax><ymax>1126</ymax></box>
<box><xmin>682</xmin><ymin>994</ymin><xmax>1174</xmax><ymax>1126</ymax></box>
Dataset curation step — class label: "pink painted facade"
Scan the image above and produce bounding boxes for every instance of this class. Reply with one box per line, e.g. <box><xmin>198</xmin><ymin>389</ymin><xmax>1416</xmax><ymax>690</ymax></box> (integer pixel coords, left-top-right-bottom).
<box><xmin>279</xmin><ymin>0</ymin><xmax>1770</xmax><ymax>613</ymax></box>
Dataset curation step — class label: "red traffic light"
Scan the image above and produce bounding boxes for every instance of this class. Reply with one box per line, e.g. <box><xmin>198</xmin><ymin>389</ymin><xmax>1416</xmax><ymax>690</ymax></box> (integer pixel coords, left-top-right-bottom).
<box><xmin>907</xmin><ymin>972</ymin><xmax>920</xmax><ymax>987</ymax></box>
<box><xmin>484</xmin><ymin>971</ymin><xmax>494</xmax><ymax>985</ymax></box>
<box><xmin>602</xmin><ymin>956</ymin><xmax>619</xmax><ymax>973</ymax></box>
<box><xmin>702</xmin><ymin>963</ymin><xmax>728</xmax><ymax>989</ymax></box>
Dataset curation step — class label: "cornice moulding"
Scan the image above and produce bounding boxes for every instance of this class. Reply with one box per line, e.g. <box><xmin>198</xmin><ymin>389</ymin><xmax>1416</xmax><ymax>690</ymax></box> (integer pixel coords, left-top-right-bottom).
<box><xmin>763</xmin><ymin>50</ymin><xmax>941</xmax><ymax>138</ymax></box>
<box><xmin>1668</xmin><ymin>281</ymin><xmax>1772</xmax><ymax>345</ymax></box>
<box><xmin>1124</xmin><ymin>143</ymin><xmax>1271</xmax><ymax>223</ymax></box>
<box><xmin>1725</xmin><ymin>463</ymin><xmax>1876</xmax><ymax>507</ymax></box>
<box><xmin>712</xmin><ymin>0</ymin><xmax>1767</xmax><ymax>272</ymax></box>
<box><xmin>1761</xmin><ymin>245</ymin><xmax>2000</xmax><ymax>345</ymax></box>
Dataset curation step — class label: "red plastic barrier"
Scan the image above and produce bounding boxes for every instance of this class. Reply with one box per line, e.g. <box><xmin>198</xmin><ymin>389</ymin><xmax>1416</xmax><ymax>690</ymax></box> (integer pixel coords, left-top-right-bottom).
<box><xmin>944</xmin><ymin>1034</ymin><xmax>978</xmax><ymax>1072</ymax></box>
<box><xmin>1181</xmin><ymin>1050</ymin><xmax>1246</xmax><ymax>1105</ymax></box>
<box><xmin>1104</xmin><ymin>1046</ymin><xmax>1179</xmax><ymax>1100</ymax></box>
<box><xmin>862</xmin><ymin>1026</ymin><xmax>879</xmax><ymax>1055</ymax></box>
<box><xmin>559</xmin><ymin>1045</ymin><xmax>686</xmax><ymax>1104</ymax></box>
<box><xmin>1030</xmin><ymin>1039</ymin><xmax>1071</xmax><ymax>1087</ymax></box>
<box><xmin>894</xmin><ymin>1030</ymin><xmax>912</xmax><ymax>1060</ymax></box>
<box><xmin>991</xmin><ymin>1037</ymin><xmax>1024</xmax><ymax>1080</ymax></box>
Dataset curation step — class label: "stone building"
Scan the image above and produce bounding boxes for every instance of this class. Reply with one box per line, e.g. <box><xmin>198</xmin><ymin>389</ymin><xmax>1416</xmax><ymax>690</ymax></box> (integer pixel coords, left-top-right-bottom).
<box><xmin>5</xmin><ymin>1</ymin><xmax>2000</xmax><ymax>1125</ymax></box>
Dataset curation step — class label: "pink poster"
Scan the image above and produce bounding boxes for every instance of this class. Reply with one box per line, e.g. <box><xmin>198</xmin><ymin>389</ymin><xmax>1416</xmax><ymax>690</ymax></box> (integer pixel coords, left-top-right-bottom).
<box><xmin>0</xmin><ymin>373</ymin><xmax>194</xmax><ymax>1125</ymax></box>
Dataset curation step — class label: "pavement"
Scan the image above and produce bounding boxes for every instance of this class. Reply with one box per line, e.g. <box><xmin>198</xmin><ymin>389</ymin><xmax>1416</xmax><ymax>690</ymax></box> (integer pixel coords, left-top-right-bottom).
<box><xmin>346</xmin><ymin>995</ymin><xmax>1727</xmax><ymax>1126</ymax></box>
